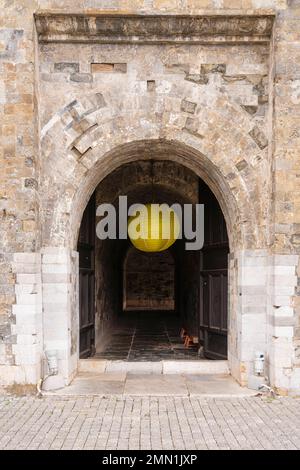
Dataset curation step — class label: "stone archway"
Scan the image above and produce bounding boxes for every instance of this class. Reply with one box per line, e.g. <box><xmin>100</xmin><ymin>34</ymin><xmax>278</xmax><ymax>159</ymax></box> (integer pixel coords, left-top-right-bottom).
<box><xmin>40</xmin><ymin>136</ymin><xmax>268</xmax><ymax>387</ymax></box>
<box><xmin>37</xmin><ymin>23</ymin><xmax>272</xmax><ymax>386</ymax></box>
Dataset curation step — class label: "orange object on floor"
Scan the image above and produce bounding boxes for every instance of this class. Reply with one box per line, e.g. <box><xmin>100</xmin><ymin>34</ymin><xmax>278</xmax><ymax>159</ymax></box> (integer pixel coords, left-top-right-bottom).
<box><xmin>184</xmin><ymin>335</ymin><xmax>194</xmax><ymax>348</ymax></box>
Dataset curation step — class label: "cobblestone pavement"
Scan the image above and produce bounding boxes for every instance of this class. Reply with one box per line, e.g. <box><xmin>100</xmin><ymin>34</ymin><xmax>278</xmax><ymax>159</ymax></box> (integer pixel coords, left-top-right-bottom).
<box><xmin>0</xmin><ymin>395</ymin><xmax>299</xmax><ymax>450</ymax></box>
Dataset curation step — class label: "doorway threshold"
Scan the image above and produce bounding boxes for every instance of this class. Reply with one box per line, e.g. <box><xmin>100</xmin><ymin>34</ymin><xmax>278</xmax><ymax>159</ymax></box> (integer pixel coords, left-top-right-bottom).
<box><xmin>79</xmin><ymin>358</ymin><xmax>229</xmax><ymax>375</ymax></box>
<box><xmin>44</xmin><ymin>371</ymin><xmax>256</xmax><ymax>398</ymax></box>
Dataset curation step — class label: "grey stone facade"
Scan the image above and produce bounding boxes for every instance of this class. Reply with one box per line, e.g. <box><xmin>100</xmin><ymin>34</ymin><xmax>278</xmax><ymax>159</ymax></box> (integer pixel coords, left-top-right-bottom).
<box><xmin>0</xmin><ymin>1</ymin><xmax>299</xmax><ymax>395</ymax></box>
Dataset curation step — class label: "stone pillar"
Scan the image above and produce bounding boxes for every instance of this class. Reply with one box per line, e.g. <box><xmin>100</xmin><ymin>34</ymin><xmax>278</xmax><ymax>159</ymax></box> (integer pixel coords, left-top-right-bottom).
<box><xmin>228</xmin><ymin>250</ymin><xmax>268</xmax><ymax>386</ymax></box>
<box><xmin>268</xmin><ymin>254</ymin><xmax>300</xmax><ymax>395</ymax></box>
<box><xmin>0</xmin><ymin>2</ymin><xmax>38</xmax><ymax>386</ymax></box>
<box><xmin>41</xmin><ymin>247</ymin><xmax>79</xmax><ymax>385</ymax></box>
<box><xmin>0</xmin><ymin>253</ymin><xmax>42</xmax><ymax>386</ymax></box>
<box><xmin>271</xmin><ymin>4</ymin><xmax>300</xmax><ymax>394</ymax></box>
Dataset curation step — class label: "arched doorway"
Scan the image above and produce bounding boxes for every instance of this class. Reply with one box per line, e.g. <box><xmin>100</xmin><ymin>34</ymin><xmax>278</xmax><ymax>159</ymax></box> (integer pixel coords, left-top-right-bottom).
<box><xmin>77</xmin><ymin>160</ymin><xmax>229</xmax><ymax>362</ymax></box>
<box><xmin>41</xmin><ymin>138</ymin><xmax>265</xmax><ymax>388</ymax></box>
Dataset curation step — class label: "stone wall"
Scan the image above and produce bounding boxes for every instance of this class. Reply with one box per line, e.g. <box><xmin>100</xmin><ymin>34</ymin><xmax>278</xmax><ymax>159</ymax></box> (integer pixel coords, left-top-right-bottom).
<box><xmin>0</xmin><ymin>1</ymin><xmax>299</xmax><ymax>393</ymax></box>
<box><xmin>270</xmin><ymin>2</ymin><xmax>300</xmax><ymax>394</ymax></box>
<box><xmin>0</xmin><ymin>0</ymin><xmax>40</xmax><ymax>387</ymax></box>
<box><xmin>123</xmin><ymin>248</ymin><xmax>175</xmax><ymax>311</ymax></box>
<box><xmin>37</xmin><ymin>35</ymin><xmax>271</xmax><ymax>252</ymax></box>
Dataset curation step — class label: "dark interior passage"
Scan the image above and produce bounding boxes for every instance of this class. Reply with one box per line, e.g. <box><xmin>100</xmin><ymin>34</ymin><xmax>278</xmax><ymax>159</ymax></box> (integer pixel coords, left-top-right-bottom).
<box><xmin>94</xmin><ymin>311</ymin><xmax>198</xmax><ymax>361</ymax></box>
<box><xmin>78</xmin><ymin>160</ymin><xmax>229</xmax><ymax>361</ymax></box>
<box><xmin>123</xmin><ymin>249</ymin><xmax>175</xmax><ymax>311</ymax></box>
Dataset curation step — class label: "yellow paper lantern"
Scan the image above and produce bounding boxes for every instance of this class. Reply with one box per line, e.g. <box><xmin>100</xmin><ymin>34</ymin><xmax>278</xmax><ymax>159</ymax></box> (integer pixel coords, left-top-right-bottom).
<box><xmin>128</xmin><ymin>203</ymin><xmax>180</xmax><ymax>252</ymax></box>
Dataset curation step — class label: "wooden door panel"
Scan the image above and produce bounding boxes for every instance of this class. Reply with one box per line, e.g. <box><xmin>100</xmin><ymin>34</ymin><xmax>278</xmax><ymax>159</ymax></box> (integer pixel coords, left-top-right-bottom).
<box><xmin>210</xmin><ymin>274</ymin><xmax>222</xmax><ymax>329</ymax></box>
<box><xmin>200</xmin><ymin>269</ymin><xmax>228</xmax><ymax>359</ymax></box>
<box><xmin>78</xmin><ymin>193</ymin><xmax>95</xmax><ymax>359</ymax></box>
<box><xmin>201</xmin><ymin>274</ymin><xmax>209</xmax><ymax>327</ymax></box>
<box><xmin>221</xmin><ymin>274</ymin><xmax>228</xmax><ymax>331</ymax></box>
<box><xmin>204</xmin><ymin>330</ymin><xmax>227</xmax><ymax>360</ymax></box>
<box><xmin>203</xmin><ymin>248</ymin><xmax>228</xmax><ymax>270</ymax></box>
<box><xmin>199</xmin><ymin>180</ymin><xmax>229</xmax><ymax>360</ymax></box>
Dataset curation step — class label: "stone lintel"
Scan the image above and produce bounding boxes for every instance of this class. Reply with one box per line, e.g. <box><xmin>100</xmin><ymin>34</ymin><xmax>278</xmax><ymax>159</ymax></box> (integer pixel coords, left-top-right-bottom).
<box><xmin>34</xmin><ymin>11</ymin><xmax>275</xmax><ymax>45</ymax></box>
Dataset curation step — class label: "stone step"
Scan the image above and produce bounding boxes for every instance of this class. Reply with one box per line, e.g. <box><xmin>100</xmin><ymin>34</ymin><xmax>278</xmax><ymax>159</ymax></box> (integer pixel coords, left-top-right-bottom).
<box><xmin>79</xmin><ymin>359</ymin><xmax>229</xmax><ymax>375</ymax></box>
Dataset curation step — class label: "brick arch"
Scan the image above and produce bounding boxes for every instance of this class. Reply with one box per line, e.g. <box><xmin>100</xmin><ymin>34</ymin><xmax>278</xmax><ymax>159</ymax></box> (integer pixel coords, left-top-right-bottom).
<box><xmin>39</xmin><ymin>91</ymin><xmax>271</xmax><ymax>388</ymax></box>
<box><xmin>95</xmin><ymin>160</ymin><xmax>199</xmax><ymax>207</ymax></box>
<box><xmin>40</xmin><ymin>90</ymin><xmax>268</xmax><ymax>252</ymax></box>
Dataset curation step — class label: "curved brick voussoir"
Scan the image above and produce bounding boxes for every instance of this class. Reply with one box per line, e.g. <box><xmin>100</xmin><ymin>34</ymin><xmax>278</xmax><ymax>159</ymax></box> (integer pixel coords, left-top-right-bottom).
<box><xmin>41</xmin><ymin>93</ymin><xmax>107</xmax><ymax>148</ymax></box>
<box><xmin>40</xmin><ymin>75</ymin><xmax>268</xmax><ymax>252</ymax></box>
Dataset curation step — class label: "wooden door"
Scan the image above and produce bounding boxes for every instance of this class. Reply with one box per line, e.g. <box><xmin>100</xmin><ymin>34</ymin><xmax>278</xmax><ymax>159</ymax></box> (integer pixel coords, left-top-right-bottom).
<box><xmin>77</xmin><ymin>193</ymin><xmax>95</xmax><ymax>358</ymax></box>
<box><xmin>199</xmin><ymin>182</ymin><xmax>229</xmax><ymax>359</ymax></box>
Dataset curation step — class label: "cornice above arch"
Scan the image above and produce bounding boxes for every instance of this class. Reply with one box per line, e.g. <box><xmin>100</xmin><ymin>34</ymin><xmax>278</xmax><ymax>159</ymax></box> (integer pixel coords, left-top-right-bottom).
<box><xmin>35</xmin><ymin>11</ymin><xmax>275</xmax><ymax>45</ymax></box>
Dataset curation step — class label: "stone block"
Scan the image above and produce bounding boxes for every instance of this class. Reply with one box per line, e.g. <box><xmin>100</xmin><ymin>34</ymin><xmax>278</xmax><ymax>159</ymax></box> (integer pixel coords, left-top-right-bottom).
<box><xmin>271</xmin><ymin>286</ymin><xmax>295</xmax><ymax>296</ymax></box>
<box><xmin>271</xmin><ymin>316</ymin><xmax>295</xmax><ymax>327</ymax></box>
<box><xmin>106</xmin><ymin>361</ymin><xmax>163</xmax><ymax>374</ymax></box>
<box><xmin>289</xmin><ymin>368</ymin><xmax>300</xmax><ymax>392</ymax></box>
<box><xmin>22</xmin><ymin>220</ymin><xmax>36</xmax><ymax>232</ymax></box>
<box><xmin>42</xmin><ymin>253</ymin><xmax>70</xmax><ymax>264</ymax></box>
<box><xmin>12</xmin><ymin>304</ymin><xmax>37</xmax><ymax>316</ymax></box>
<box><xmin>11</xmin><ymin>323</ymin><xmax>39</xmax><ymax>335</ymax></box>
<box><xmin>249</xmin><ymin>126</ymin><xmax>268</xmax><ymax>149</ymax></box>
<box><xmin>43</xmin><ymin>292</ymin><xmax>68</xmax><ymax>305</ymax></box>
<box><xmin>185</xmin><ymin>73</ymin><xmax>209</xmax><ymax>85</ymax></box>
<box><xmin>272</xmin><ymin>274</ymin><xmax>297</xmax><ymax>286</ymax></box>
<box><xmin>44</xmin><ymin>326</ymin><xmax>68</xmax><ymax>341</ymax></box>
<box><xmin>273</xmin><ymin>306</ymin><xmax>294</xmax><ymax>317</ymax></box>
<box><xmin>42</xmin><ymin>303</ymin><xmax>69</xmax><ymax>314</ymax></box>
<box><xmin>239</xmin><ymin>294</ymin><xmax>267</xmax><ymax>307</ymax></box>
<box><xmin>273</xmin><ymin>265</ymin><xmax>296</xmax><ymax>275</ymax></box>
<box><xmin>15</xmin><ymin>284</ymin><xmax>38</xmax><ymax>295</ymax></box>
<box><xmin>13</xmin><ymin>253</ymin><xmax>40</xmax><ymax>263</ymax></box>
<box><xmin>181</xmin><ymin>99</ymin><xmax>197</xmax><ymax>114</ymax></box>
<box><xmin>0</xmin><ymin>365</ymin><xmax>29</xmax><ymax>385</ymax></box>
<box><xmin>163</xmin><ymin>360</ymin><xmax>229</xmax><ymax>375</ymax></box>
<box><xmin>273</xmin><ymin>295</ymin><xmax>293</xmax><ymax>307</ymax></box>
<box><xmin>247</xmin><ymin>374</ymin><xmax>266</xmax><ymax>391</ymax></box>
<box><xmin>15</xmin><ymin>313</ymin><xmax>40</xmax><ymax>328</ymax></box>
<box><xmin>16</xmin><ymin>334</ymin><xmax>37</xmax><ymax>345</ymax></box>
<box><xmin>12</xmin><ymin>263</ymin><xmax>38</xmax><ymax>274</ymax></box>
<box><xmin>16</xmin><ymin>273</ymin><xmax>40</xmax><ymax>284</ymax></box>
<box><xmin>42</xmin><ymin>273</ymin><xmax>71</xmax><ymax>283</ymax></box>
<box><xmin>41</xmin><ymin>247</ymin><xmax>70</xmax><ymax>255</ymax></box>
<box><xmin>24</xmin><ymin>178</ymin><xmax>38</xmax><ymax>189</ymax></box>
<box><xmin>201</xmin><ymin>64</ymin><xmax>226</xmax><ymax>74</ymax></box>
<box><xmin>54</xmin><ymin>62</ymin><xmax>79</xmax><ymax>73</ymax></box>
<box><xmin>42</xmin><ymin>374</ymin><xmax>65</xmax><ymax>391</ymax></box>
<box><xmin>273</xmin><ymin>326</ymin><xmax>294</xmax><ymax>338</ymax></box>
<box><xmin>43</xmin><ymin>340</ymin><xmax>69</xmax><ymax>354</ymax></box>
<box><xmin>15</xmin><ymin>293</ymin><xmax>40</xmax><ymax>305</ymax></box>
<box><xmin>241</xmin><ymin>267</ymin><xmax>267</xmax><ymax>286</ymax></box>
<box><xmin>42</xmin><ymin>264</ymin><xmax>71</xmax><ymax>274</ymax></box>
<box><xmin>42</xmin><ymin>283</ymin><xmax>69</xmax><ymax>294</ymax></box>
<box><xmin>79</xmin><ymin>359</ymin><xmax>107</xmax><ymax>373</ymax></box>
<box><xmin>70</xmin><ymin>73</ymin><xmax>92</xmax><ymax>83</ymax></box>
<box><xmin>13</xmin><ymin>344</ymin><xmax>40</xmax><ymax>365</ymax></box>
